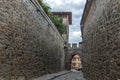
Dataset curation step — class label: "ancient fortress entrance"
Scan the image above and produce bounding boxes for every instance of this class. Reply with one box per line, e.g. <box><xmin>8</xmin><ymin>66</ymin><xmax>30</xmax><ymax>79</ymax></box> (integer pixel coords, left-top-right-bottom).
<box><xmin>66</xmin><ymin>43</ymin><xmax>82</xmax><ymax>70</ymax></box>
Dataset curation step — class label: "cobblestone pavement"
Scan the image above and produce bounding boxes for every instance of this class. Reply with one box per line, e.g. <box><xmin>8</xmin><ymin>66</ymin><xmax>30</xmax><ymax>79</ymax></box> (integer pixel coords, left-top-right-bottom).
<box><xmin>33</xmin><ymin>71</ymin><xmax>70</xmax><ymax>80</ymax></box>
<box><xmin>52</xmin><ymin>71</ymin><xmax>86</xmax><ymax>80</ymax></box>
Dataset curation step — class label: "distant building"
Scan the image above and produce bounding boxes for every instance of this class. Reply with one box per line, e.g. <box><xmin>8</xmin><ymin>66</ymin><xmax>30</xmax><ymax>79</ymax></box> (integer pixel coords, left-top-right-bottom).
<box><xmin>52</xmin><ymin>12</ymin><xmax>72</xmax><ymax>42</ymax></box>
<box><xmin>71</xmin><ymin>54</ymin><xmax>81</xmax><ymax>69</ymax></box>
<box><xmin>52</xmin><ymin>12</ymin><xmax>72</xmax><ymax>69</ymax></box>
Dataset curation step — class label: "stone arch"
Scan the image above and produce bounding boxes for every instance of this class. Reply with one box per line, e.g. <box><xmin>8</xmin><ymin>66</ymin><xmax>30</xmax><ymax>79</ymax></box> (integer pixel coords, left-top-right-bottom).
<box><xmin>70</xmin><ymin>53</ymin><xmax>81</xmax><ymax>69</ymax></box>
<box><xmin>67</xmin><ymin>53</ymin><xmax>81</xmax><ymax>70</ymax></box>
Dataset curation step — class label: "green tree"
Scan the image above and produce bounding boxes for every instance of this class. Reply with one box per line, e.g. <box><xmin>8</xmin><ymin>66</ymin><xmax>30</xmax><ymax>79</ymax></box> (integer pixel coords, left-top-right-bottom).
<box><xmin>49</xmin><ymin>15</ymin><xmax>65</xmax><ymax>34</ymax></box>
<box><xmin>38</xmin><ymin>0</ymin><xmax>51</xmax><ymax>14</ymax></box>
<box><xmin>38</xmin><ymin>0</ymin><xmax>65</xmax><ymax>35</ymax></box>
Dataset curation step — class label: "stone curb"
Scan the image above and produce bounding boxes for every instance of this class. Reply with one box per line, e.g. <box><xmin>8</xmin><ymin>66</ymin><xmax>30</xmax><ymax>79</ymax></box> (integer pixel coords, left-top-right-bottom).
<box><xmin>32</xmin><ymin>71</ymin><xmax>71</xmax><ymax>80</ymax></box>
<box><xmin>48</xmin><ymin>71</ymin><xmax>71</xmax><ymax>80</ymax></box>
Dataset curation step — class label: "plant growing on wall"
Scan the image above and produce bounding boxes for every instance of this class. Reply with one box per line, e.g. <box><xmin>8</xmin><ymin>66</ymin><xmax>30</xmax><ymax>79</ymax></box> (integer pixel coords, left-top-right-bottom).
<box><xmin>49</xmin><ymin>15</ymin><xmax>65</xmax><ymax>34</ymax></box>
<box><xmin>37</xmin><ymin>0</ymin><xmax>51</xmax><ymax>14</ymax></box>
<box><xmin>38</xmin><ymin>0</ymin><xmax>65</xmax><ymax>35</ymax></box>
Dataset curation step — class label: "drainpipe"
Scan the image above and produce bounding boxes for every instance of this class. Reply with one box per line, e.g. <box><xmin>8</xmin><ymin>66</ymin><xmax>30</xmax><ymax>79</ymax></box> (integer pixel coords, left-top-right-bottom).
<box><xmin>80</xmin><ymin>25</ymin><xmax>84</xmax><ymax>38</ymax></box>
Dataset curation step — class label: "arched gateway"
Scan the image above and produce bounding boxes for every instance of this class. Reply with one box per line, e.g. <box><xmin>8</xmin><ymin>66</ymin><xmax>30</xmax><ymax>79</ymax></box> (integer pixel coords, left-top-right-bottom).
<box><xmin>65</xmin><ymin>43</ymin><xmax>82</xmax><ymax>70</ymax></box>
<box><xmin>71</xmin><ymin>54</ymin><xmax>81</xmax><ymax>70</ymax></box>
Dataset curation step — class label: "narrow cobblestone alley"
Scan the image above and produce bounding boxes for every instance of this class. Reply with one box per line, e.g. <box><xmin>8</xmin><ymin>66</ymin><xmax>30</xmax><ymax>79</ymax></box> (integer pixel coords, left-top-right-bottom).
<box><xmin>0</xmin><ymin>0</ymin><xmax>120</xmax><ymax>80</ymax></box>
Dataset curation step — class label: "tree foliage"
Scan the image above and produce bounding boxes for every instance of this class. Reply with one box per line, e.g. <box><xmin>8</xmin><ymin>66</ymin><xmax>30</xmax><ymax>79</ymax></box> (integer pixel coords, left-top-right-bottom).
<box><xmin>38</xmin><ymin>0</ymin><xmax>65</xmax><ymax>34</ymax></box>
<box><xmin>49</xmin><ymin>15</ymin><xmax>65</xmax><ymax>34</ymax></box>
<box><xmin>37</xmin><ymin>0</ymin><xmax>51</xmax><ymax>14</ymax></box>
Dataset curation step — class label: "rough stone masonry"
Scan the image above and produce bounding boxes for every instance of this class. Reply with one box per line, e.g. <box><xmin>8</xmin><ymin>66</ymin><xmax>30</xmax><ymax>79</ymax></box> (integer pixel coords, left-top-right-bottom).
<box><xmin>81</xmin><ymin>0</ymin><xmax>120</xmax><ymax>80</ymax></box>
<box><xmin>0</xmin><ymin>0</ymin><xmax>65</xmax><ymax>80</ymax></box>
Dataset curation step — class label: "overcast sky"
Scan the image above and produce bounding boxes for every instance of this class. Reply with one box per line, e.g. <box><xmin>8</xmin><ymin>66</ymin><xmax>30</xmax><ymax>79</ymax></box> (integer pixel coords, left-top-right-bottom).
<box><xmin>43</xmin><ymin>0</ymin><xmax>86</xmax><ymax>43</ymax></box>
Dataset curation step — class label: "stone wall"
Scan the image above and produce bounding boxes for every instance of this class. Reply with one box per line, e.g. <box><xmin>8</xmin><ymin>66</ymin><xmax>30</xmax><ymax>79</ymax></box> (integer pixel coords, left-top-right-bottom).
<box><xmin>82</xmin><ymin>0</ymin><xmax>120</xmax><ymax>80</ymax></box>
<box><xmin>0</xmin><ymin>0</ymin><xmax>65</xmax><ymax>79</ymax></box>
